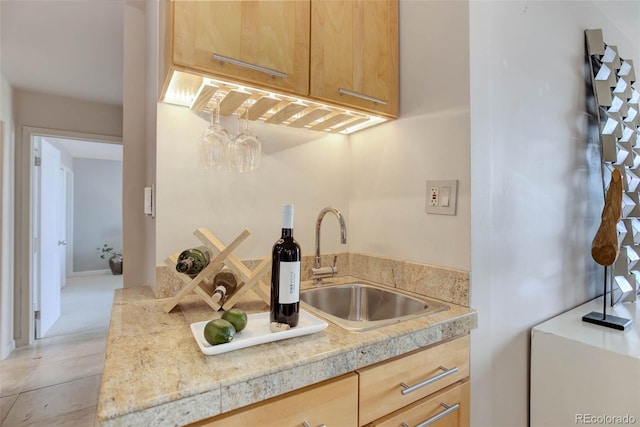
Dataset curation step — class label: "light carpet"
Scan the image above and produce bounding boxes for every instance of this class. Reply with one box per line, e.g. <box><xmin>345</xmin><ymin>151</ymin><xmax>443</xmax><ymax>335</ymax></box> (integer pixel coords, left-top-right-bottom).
<box><xmin>43</xmin><ymin>274</ymin><xmax>123</xmax><ymax>338</ymax></box>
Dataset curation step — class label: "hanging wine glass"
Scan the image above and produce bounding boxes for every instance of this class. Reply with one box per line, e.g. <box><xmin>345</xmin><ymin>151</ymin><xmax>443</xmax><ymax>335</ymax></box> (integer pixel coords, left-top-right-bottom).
<box><xmin>199</xmin><ymin>98</ymin><xmax>231</xmax><ymax>171</ymax></box>
<box><xmin>227</xmin><ymin>108</ymin><xmax>261</xmax><ymax>173</ymax></box>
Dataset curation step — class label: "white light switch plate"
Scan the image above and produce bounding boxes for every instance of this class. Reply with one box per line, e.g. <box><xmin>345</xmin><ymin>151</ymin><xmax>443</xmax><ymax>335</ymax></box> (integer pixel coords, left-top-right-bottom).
<box><xmin>425</xmin><ymin>180</ymin><xmax>458</xmax><ymax>215</ymax></box>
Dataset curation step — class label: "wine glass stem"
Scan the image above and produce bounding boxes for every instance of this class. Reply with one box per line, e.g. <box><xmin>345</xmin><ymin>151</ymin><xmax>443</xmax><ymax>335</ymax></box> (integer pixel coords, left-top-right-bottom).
<box><xmin>216</xmin><ymin>100</ymin><xmax>221</xmax><ymax>125</ymax></box>
<box><xmin>242</xmin><ymin>109</ymin><xmax>249</xmax><ymax>132</ymax></box>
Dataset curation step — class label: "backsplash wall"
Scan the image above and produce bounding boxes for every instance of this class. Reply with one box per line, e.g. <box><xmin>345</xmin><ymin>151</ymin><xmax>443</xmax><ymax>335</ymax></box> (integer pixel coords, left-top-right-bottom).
<box><xmin>155</xmin><ymin>252</ymin><xmax>469</xmax><ymax>307</ymax></box>
<box><xmin>156</xmin><ymin>103</ymin><xmax>352</xmax><ymax>279</ymax></box>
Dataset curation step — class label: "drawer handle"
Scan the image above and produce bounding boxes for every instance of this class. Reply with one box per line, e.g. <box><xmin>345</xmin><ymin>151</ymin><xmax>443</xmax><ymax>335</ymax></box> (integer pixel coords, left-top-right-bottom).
<box><xmin>302</xmin><ymin>422</ymin><xmax>326</xmax><ymax>427</ymax></box>
<box><xmin>212</xmin><ymin>53</ymin><xmax>287</xmax><ymax>79</ymax></box>
<box><xmin>338</xmin><ymin>88</ymin><xmax>388</xmax><ymax>105</ymax></box>
<box><xmin>401</xmin><ymin>402</ymin><xmax>460</xmax><ymax>427</ymax></box>
<box><xmin>400</xmin><ymin>366</ymin><xmax>458</xmax><ymax>395</ymax></box>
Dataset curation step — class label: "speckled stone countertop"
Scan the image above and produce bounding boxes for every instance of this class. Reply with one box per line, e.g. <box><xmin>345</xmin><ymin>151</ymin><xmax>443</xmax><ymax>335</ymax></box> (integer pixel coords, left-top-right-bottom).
<box><xmin>96</xmin><ymin>278</ymin><xmax>477</xmax><ymax>426</ymax></box>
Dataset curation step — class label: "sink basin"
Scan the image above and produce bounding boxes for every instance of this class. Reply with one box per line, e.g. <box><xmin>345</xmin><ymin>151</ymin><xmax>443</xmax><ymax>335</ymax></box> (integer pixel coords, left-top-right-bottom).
<box><xmin>300</xmin><ymin>283</ymin><xmax>448</xmax><ymax>331</ymax></box>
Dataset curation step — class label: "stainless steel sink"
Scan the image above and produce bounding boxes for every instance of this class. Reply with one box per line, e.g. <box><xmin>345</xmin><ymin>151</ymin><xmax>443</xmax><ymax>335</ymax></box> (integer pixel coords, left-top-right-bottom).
<box><xmin>300</xmin><ymin>283</ymin><xmax>449</xmax><ymax>332</ymax></box>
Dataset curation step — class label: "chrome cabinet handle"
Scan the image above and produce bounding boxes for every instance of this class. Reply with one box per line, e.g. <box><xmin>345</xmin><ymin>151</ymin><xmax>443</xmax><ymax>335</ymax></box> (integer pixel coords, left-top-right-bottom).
<box><xmin>338</xmin><ymin>88</ymin><xmax>388</xmax><ymax>105</ymax></box>
<box><xmin>212</xmin><ymin>53</ymin><xmax>287</xmax><ymax>79</ymax></box>
<box><xmin>57</xmin><ymin>240</ymin><xmax>67</xmax><ymax>246</ymax></box>
<box><xmin>302</xmin><ymin>422</ymin><xmax>326</xmax><ymax>427</ymax></box>
<box><xmin>400</xmin><ymin>366</ymin><xmax>458</xmax><ymax>395</ymax></box>
<box><xmin>401</xmin><ymin>402</ymin><xmax>460</xmax><ymax>427</ymax></box>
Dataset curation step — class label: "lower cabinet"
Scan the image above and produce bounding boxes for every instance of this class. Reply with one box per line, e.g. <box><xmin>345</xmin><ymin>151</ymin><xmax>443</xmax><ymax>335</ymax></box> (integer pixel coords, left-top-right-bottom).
<box><xmin>188</xmin><ymin>335</ymin><xmax>470</xmax><ymax>427</ymax></box>
<box><xmin>357</xmin><ymin>335</ymin><xmax>469</xmax><ymax>425</ymax></box>
<box><xmin>365</xmin><ymin>381</ymin><xmax>470</xmax><ymax>427</ymax></box>
<box><xmin>188</xmin><ymin>373</ymin><xmax>359</xmax><ymax>427</ymax></box>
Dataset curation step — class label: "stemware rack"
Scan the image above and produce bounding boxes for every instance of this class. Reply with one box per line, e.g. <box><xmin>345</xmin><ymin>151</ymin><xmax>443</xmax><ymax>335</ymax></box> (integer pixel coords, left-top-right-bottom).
<box><xmin>163</xmin><ymin>227</ymin><xmax>271</xmax><ymax>313</ymax></box>
<box><xmin>162</xmin><ymin>70</ymin><xmax>387</xmax><ymax>134</ymax></box>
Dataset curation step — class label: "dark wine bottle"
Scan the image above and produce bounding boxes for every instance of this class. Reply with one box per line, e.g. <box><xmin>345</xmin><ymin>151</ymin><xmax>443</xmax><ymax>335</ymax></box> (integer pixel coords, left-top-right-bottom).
<box><xmin>176</xmin><ymin>246</ymin><xmax>211</xmax><ymax>278</ymax></box>
<box><xmin>212</xmin><ymin>270</ymin><xmax>238</xmax><ymax>303</ymax></box>
<box><xmin>270</xmin><ymin>204</ymin><xmax>301</xmax><ymax>327</ymax></box>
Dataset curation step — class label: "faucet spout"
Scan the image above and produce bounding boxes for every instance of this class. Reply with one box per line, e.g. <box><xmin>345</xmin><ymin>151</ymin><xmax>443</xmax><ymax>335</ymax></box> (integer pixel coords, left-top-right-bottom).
<box><xmin>313</xmin><ymin>207</ymin><xmax>347</xmax><ymax>286</ymax></box>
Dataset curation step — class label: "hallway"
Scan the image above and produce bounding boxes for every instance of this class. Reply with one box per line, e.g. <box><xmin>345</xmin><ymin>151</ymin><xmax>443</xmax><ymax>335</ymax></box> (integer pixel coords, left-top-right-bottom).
<box><xmin>44</xmin><ymin>274</ymin><xmax>122</xmax><ymax>338</ymax></box>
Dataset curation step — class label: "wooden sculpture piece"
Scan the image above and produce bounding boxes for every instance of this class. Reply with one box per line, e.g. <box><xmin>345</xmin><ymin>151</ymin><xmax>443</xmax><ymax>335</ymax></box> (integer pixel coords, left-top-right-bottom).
<box><xmin>591</xmin><ymin>168</ymin><xmax>623</xmax><ymax>266</ymax></box>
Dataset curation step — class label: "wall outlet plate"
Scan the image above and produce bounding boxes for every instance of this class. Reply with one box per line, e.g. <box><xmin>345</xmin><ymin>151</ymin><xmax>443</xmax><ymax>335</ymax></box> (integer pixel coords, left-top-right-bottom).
<box><xmin>425</xmin><ymin>180</ymin><xmax>458</xmax><ymax>215</ymax></box>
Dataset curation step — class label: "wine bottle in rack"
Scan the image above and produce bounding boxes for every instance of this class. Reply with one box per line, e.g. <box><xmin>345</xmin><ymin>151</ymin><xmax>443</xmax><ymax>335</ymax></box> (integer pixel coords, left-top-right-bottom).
<box><xmin>212</xmin><ymin>270</ymin><xmax>238</xmax><ymax>303</ymax></box>
<box><xmin>270</xmin><ymin>204</ymin><xmax>301</xmax><ymax>327</ymax></box>
<box><xmin>176</xmin><ymin>246</ymin><xmax>211</xmax><ymax>278</ymax></box>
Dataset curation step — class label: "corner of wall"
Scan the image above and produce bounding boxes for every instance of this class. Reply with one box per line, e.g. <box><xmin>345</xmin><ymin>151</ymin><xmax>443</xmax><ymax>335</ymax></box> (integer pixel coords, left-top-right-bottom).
<box><xmin>1</xmin><ymin>73</ymin><xmax>16</xmax><ymax>360</ymax></box>
<box><xmin>0</xmin><ymin>339</ymin><xmax>15</xmax><ymax>361</ymax></box>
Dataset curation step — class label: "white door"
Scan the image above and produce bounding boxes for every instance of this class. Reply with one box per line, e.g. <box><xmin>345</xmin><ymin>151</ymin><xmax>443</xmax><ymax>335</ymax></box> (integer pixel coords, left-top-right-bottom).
<box><xmin>58</xmin><ymin>167</ymin><xmax>69</xmax><ymax>286</ymax></box>
<box><xmin>64</xmin><ymin>169</ymin><xmax>74</xmax><ymax>278</ymax></box>
<box><xmin>37</xmin><ymin>140</ymin><xmax>63</xmax><ymax>337</ymax></box>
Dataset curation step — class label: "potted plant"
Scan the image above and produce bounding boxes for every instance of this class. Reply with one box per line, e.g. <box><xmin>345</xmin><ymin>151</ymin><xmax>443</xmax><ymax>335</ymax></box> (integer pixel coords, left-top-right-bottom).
<box><xmin>97</xmin><ymin>244</ymin><xmax>123</xmax><ymax>275</ymax></box>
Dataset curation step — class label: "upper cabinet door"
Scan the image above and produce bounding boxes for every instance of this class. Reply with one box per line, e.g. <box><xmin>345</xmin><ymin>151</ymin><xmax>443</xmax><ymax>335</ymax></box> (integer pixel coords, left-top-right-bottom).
<box><xmin>173</xmin><ymin>0</ymin><xmax>310</xmax><ymax>96</ymax></box>
<box><xmin>310</xmin><ymin>0</ymin><xmax>398</xmax><ymax>117</ymax></box>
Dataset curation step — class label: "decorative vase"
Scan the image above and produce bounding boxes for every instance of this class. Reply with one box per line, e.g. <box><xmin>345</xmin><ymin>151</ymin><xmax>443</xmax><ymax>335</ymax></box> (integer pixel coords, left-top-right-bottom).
<box><xmin>109</xmin><ymin>254</ymin><xmax>123</xmax><ymax>275</ymax></box>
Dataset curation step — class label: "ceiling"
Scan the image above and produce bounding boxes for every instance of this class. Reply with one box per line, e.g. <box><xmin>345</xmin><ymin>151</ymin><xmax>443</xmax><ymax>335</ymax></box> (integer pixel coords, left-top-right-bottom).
<box><xmin>0</xmin><ymin>0</ymin><xmax>124</xmax><ymax>106</ymax></box>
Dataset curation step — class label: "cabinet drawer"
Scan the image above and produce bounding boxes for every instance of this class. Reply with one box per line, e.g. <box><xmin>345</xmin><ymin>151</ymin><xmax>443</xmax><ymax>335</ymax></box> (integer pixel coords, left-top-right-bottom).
<box><xmin>357</xmin><ymin>335</ymin><xmax>469</xmax><ymax>426</ymax></box>
<box><xmin>367</xmin><ymin>381</ymin><xmax>470</xmax><ymax>427</ymax></box>
<box><xmin>188</xmin><ymin>373</ymin><xmax>358</xmax><ymax>427</ymax></box>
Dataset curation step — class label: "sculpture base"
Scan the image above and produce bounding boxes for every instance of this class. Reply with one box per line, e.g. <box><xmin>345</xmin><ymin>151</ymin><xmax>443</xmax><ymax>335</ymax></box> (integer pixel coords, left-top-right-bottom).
<box><xmin>582</xmin><ymin>311</ymin><xmax>632</xmax><ymax>331</ymax></box>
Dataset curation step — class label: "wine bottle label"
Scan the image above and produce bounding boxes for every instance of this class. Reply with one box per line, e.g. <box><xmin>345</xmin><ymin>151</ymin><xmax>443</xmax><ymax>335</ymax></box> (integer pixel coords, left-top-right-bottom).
<box><xmin>278</xmin><ymin>261</ymin><xmax>300</xmax><ymax>304</ymax></box>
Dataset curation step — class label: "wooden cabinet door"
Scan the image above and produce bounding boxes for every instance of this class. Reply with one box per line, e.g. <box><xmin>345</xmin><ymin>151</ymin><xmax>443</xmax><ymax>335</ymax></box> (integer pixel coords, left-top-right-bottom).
<box><xmin>310</xmin><ymin>0</ymin><xmax>398</xmax><ymax>117</ymax></box>
<box><xmin>367</xmin><ymin>381</ymin><xmax>470</xmax><ymax>427</ymax></box>
<box><xmin>188</xmin><ymin>373</ymin><xmax>359</xmax><ymax>427</ymax></box>
<box><xmin>357</xmin><ymin>335</ymin><xmax>469</xmax><ymax>426</ymax></box>
<box><xmin>173</xmin><ymin>0</ymin><xmax>310</xmax><ymax>96</ymax></box>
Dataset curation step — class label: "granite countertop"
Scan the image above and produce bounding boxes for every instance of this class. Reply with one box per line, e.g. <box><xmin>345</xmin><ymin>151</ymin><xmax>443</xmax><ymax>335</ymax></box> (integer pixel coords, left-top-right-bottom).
<box><xmin>96</xmin><ymin>278</ymin><xmax>478</xmax><ymax>427</ymax></box>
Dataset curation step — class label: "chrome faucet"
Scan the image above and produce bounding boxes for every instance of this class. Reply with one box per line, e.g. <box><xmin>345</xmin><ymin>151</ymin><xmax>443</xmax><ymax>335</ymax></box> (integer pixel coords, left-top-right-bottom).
<box><xmin>312</xmin><ymin>207</ymin><xmax>347</xmax><ymax>286</ymax></box>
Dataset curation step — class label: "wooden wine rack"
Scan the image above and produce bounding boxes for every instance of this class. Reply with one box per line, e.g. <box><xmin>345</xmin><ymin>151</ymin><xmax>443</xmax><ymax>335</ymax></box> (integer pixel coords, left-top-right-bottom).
<box><xmin>163</xmin><ymin>228</ymin><xmax>271</xmax><ymax>313</ymax></box>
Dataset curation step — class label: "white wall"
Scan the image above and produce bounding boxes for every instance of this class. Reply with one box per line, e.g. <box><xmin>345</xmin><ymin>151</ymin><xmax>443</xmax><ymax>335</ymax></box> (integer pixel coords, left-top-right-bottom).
<box><xmin>156</xmin><ymin>104</ymin><xmax>350</xmax><ymax>264</ymax></box>
<box><xmin>73</xmin><ymin>158</ymin><xmax>123</xmax><ymax>272</ymax></box>
<box><xmin>469</xmin><ymin>1</ymin><xmax>640</xmax><ymax>426</ymax></box>
<box><xmin>350</xmin><ymin>0</ymin><xmax>470</xmax><ymax>271</ymax></box>
<box><xmin>0</xmin><ymin>73</ymin><xmax>15</xmax><ymax>360</ymax></box>
<box><xmin>13</xmin><ymin>89</ymin><xmax>122</xmax><ymax>137</ymax></box>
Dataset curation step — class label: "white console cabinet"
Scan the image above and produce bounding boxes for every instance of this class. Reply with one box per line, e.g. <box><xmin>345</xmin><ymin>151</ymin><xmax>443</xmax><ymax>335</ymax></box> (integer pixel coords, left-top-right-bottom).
<box><xmin>530</xmin><ymin>297</ymin><xmax>639</xmax><ymax>426</ymax></box>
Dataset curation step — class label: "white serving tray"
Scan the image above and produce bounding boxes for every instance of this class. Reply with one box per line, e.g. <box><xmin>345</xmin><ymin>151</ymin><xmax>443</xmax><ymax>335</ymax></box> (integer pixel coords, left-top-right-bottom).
<box><xmin>190</xmin><ymin>310</ymin><xmax>328</xmax><ymax>356</ymax></box>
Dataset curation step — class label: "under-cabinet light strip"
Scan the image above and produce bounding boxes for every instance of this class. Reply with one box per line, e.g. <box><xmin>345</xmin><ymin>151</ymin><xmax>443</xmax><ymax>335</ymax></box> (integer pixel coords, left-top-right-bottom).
<box><xmin>162</xmin><ymin>70</ymin><xmax>388</xmax><ymax>135</ymax></box>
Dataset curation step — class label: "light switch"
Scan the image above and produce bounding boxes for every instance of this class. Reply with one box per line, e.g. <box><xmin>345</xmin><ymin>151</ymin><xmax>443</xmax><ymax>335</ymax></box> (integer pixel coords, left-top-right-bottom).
<box><xmin>442</xmin><ymin>187</ymin><xmax>451</xmax><ymax>207</ymax></box>
<box><xmin>144</xmin><ymin>185</ymin><xmax>155</xmax><ymax>217</ymax></box>
<box><xmin>425</xmin><ymin>180</ymin><xmax>458</xmax><ymax>215</ymax></box>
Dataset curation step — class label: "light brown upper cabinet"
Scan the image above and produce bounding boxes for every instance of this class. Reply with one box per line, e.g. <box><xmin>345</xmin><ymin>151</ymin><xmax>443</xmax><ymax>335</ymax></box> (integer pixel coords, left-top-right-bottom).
<box><xmin>310</xmin><ymin>0</ymin><xmax>399</xmax><ymax>117</ymax></box>
<box><xmin>172</xmin><ymin>0</ymin><xmax>311</xmax><ymax>96</ymax></box>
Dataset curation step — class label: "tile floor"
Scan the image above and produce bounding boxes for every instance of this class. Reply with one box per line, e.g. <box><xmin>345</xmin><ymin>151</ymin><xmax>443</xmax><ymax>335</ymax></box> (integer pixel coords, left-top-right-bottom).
<box><xmin>1</xmin><ymin>274</ymin><xmax>119</xmax><ymax>426</ymax></box>
<box><xmin>0</xmin><ymin>330</ymin><xmax>107</xmax><ymax>426</ymax></box>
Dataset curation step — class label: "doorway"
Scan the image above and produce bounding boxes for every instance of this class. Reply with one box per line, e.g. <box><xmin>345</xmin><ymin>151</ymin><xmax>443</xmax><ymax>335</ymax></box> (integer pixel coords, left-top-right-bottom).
<box><xmin>21</xmin><ymin>128</ymin><xmax>123</xmax><ymax>343</ymax></box>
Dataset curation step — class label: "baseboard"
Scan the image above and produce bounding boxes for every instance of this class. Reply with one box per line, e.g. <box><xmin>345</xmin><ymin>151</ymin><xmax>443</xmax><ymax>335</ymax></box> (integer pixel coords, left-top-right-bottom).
<box><xmin>0</xmin><ymin>339</ymin><xmax>16</xmax><ymax>361</ymax></box>
<box><xmin>70</xmin><ymin>269</ymin><xmax>111</xmax><ymax>277</ymax></box>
